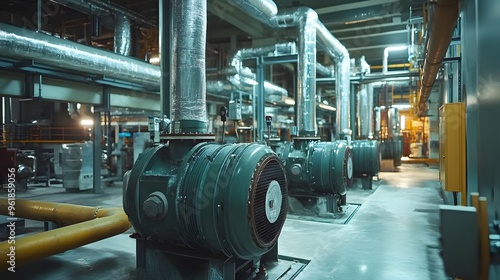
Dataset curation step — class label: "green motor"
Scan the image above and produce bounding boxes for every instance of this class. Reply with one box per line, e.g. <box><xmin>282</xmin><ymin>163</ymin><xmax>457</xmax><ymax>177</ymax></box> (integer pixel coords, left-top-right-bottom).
<box><xmin>277</xmin><ymin>140</ymin><xmax>353</xmax><ymax>196</ymax></box>
<box><xmin>351</xmin><ymin>140</ymin><xmax>381</xmax><ymax>177</ymax></box>
<box><xmin>123</xmin><ymin>142</ymin><xmax>288</xmax><ymax>260</ymax></box>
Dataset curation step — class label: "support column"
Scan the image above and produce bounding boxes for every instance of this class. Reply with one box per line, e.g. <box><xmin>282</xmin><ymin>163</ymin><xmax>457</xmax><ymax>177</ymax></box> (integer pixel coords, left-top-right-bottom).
<box><xmin>255</xmin><ymin>57</ymin><xmax>265</xmax><ymax>142</ymax></box>
<box><xmin>160</xmin><ymin>0</ymin><xmax>173</xmax><ymax>119</ymax></box>
<box><xmin>93</xmin><ymin>109</ymin><xmax>102</xmax><ymax>194</ymax></box>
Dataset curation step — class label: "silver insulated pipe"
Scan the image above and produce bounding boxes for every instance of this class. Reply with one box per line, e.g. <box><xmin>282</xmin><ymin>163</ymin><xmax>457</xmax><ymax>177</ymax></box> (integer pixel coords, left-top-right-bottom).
<box><xmin>295</xmin><ymin>8</ymin><xmax>317</xmax><ymax>136</ymax></box>
<box><xmin>114</xmin><ymin>14</ymin><xmax>131</xmax><ymax>56</ymax></box>
<box><xmin>0</xmin><ymin>23</ymin><xmax>160</xmax><ymax>89</ymax></box>
<box><xmin>336</xmin><ymin>57</ymin><xmax>351</xmax><ymax>138</ymax></box>
<box><xmin>367</xmin><ymin>83</ymin><xmax>374</xmax><ymax>138</ymax></box>
<box><xmin>357</xmin><ymin>83</ymin><xmax>374</xmax><ymax>138</ymax></box>
<box><xmin>171</xmin><ymin>0</ymin><xmax>207</xmax><ymax>131</ymax></box>
<box><xmin>230</xmin><ymin>1</ymin><xmax>351</xmax><ymax>137</ymax></box>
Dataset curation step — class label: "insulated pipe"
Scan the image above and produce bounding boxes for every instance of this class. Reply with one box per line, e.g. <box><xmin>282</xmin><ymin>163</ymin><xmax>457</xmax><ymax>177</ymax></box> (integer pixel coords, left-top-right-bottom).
<box><xmin>171</xmin><ymin>0</ymin><xmax>207</xmax><ymax>130</ymax></box>
<box><xmin>367</xmin><ymin>83</ymin><xmax>374</xmax><ymax>138</ymax></box>
<box><xmin>49</xmin><ymin>0</ymin><xmax>157</xmax><ymax>27</ymax></box>
<box><xmin>206</xmin><ymin>79</ymin><xmax>288</xmax><ymax>100</ymax></box>
<box><xmin>316</xmin><ymin>62</ymin><xmax>334</xmax><ymax>77</ymax></box>
<box><xmin>358</xmin><ymin>84</ymin><xmax>369</xmax><ymax>138</ymax></box>
<box><xmin>231</xmin><ymin>1</ymin><xmax>351</xmax><ymax>137</ymax></box>
<box><xmin>0</xmin><ymin>198</ymin><xmax>130</xmax><ymax>270</ymax></box>
<box><xmin>294</xmin><ymin>8</ymin><xmax>317</xmax><ymax>136</ymax></box>
<box><xmin>114</xmin><ymin>13</ymin><xmax>131</xmax><ymax>56</ymax></box>
<box><xmin>229</xmin><ymin>0</ymin><xmax>278</xmax><ymax>23</ymax></box>
<box><xmin>0</xmin><ymin>23</ymin><xmax>160</xmax><ymax>90</ymax></box>
<box><xmin>418</xmin><ymin>0</ymin><xmax>459</xmax><ymax>111</ymax></box>
<box><xmin>336</xmin><ymin>57</ymin><xmax>351</xmax><ymax>138</ymax></box>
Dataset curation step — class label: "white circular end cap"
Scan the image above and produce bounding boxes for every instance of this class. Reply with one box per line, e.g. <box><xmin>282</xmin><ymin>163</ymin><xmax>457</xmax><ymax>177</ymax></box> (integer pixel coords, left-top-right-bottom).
<box><xmin>347</xmin><ymin>156</ymin><xmax>353</xmax><ymax>180</ymax></box>
<box><xmin>265</xmin><ymin>180</ymin><xmax>282</xmax><ymax>224</ymax></box>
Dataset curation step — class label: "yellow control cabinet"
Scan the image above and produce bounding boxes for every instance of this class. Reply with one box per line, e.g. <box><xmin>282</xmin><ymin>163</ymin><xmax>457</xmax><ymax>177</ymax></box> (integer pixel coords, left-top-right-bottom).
<box><xmin>439</xmin><ymin>103</ymin><xmax>466</xmax><ymax>205</ymax></box>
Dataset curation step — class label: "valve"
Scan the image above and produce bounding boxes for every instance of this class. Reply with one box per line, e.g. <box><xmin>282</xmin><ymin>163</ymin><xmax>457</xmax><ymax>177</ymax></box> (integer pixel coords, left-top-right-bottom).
<box><xmin>220</xmin><ymin>106</ymin><xmax>227</xmax><ymax>143</ymax></box>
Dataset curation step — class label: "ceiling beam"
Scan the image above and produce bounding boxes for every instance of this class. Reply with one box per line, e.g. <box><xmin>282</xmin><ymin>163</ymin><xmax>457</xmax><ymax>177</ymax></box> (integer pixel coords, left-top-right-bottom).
<box><xmin>338</xmin><ymin>29</ymin><xmax>407</xmax><ymax>40</ymax></box>
<box><xmin>330</xmin><ymin>22</ymin><xmax>406</xmax><ymax>34</ymax></box>
<box><xmin>316</xmin><ymin>0</ymin><xmax>400</xmax><ymax>15</ymax></box>
<box><xmin>347</xmin><ymin>43</ymin><xmax>407</xmax><ymax>51</ymax></box>
<box><xmin>208</xmin><ymin>0</ymin><xmax>264</xmax><ymax>38</ymax></box>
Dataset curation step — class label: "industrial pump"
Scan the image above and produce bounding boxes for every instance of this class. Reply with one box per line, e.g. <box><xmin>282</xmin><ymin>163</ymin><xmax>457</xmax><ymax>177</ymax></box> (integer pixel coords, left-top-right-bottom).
<box><xmin>123</xmin><ymin>141</ymin><xmax>288</xmax><ymax>260</ymax></box>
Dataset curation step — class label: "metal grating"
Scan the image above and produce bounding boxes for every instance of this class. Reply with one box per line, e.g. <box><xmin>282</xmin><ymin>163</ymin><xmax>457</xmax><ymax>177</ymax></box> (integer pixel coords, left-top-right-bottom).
<box><xmin>250</xmin><ymin>158</ymin><xmax>287</xmax><ymax>248</ymax></box>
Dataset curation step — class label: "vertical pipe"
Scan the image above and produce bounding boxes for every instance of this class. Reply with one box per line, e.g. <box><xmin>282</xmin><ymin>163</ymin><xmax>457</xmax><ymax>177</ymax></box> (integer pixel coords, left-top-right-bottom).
<box><xmin>114</xmin><ymin>13</ymin><xmax>131</xmax><ymax>56</ymax></box>
<box><xmin>296</xmin><ymin>10</ymin><xmax>317</xmax><ymax>136</ymax></box>
<box><xmin>367</xmin><ymin>83</ymin><xmax>374</xmax><ymax>138</ymax></box>
<box><xmin>350</xmin><ymin>83</ymin><xmax>358</xmax><ymax>139</ymax></box>
<box><xmin>336</xmin><ymin>57</ymin><xmax>351</xmax><ymax>139</ymax></box>
<box><xmin>358</xmin><ymin>84</ymin><xmax>369</xmax><ymax>138</ymax></box>
<box><xmin>159</xmin><ymin>0</ymin><xmax>172</xmax><ymax>120</ymax></box>
<box><xmin>256</xmin><ymin>57</ymin><xmax>265</xmax><ymax>142</ymax></box>
<box><xmin>477</xmin><ymin>197</ymin><xmax>490</xmax><ymax>280</ymax></box>
<box><xmin>37</xmin><ymin>0</ymin><xmax>42</xmax><ymax>32</ymax></box>
<box><xmin>171</xmin><ymin>0</ymin><xmax>207</xmax><ymax>133</ymax></box>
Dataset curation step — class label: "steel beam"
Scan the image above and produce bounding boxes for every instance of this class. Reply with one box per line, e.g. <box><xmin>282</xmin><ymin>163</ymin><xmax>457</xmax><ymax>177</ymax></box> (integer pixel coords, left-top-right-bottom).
<box><xmin>330</xmin><ymin>22</ymin><xmax>405</xmax><ymax>34</ymax></box>
<box><xmin>316</xmin><ymin>0</ymin><xmax>400</xmax><ymax>15</ymax></box>
<box><xmin>34</xmin><ymin>78</ymin><xmax>102</xmax><ymax>105</ymax></box>
<box><xmin>208</xmin><ymin>0</ymin><xmax>264</xmax><ymax>37</ymax></box>
<box><xmin>0</xmin><ymin>70</ymin><xmax>24</xmax><ymax>97</ymax></box>
<box><xmin>110</xmin><ymin>89</ymin><xmax>160</xmax><ymax>111</ymax></box>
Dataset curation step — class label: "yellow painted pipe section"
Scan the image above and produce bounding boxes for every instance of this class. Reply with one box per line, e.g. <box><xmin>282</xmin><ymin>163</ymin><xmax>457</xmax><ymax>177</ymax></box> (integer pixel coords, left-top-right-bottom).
<box><xmin>0</xmin><ymin>198</ymin><xmax>131</xmax><ymax>270</ymax></box>
<box><xmin>477</xmin><ymin>198</ymin><xmax>490</xmax><ymax>280</ymax></box>
<box><xmin>371</xmin><ymin>63</ymin><xmax>411</xmax><ymax>70</ymax></box>
<box><xmin>471</xmin><ymin>192</ymin><xmax>479</xmax><ymax>209</ymax></box>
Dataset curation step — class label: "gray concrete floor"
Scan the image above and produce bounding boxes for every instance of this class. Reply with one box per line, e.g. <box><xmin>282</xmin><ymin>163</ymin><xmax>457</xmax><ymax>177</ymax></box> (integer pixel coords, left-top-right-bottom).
<box><xmin>0</xmin><ymin>164</ymin><xmax>448</xmax><ymax>279</ymax></box>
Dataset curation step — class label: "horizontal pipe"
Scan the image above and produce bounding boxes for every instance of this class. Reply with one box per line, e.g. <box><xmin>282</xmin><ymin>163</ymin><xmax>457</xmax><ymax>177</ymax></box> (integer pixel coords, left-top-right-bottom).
<box><xmin>207</xmin><ymin>78</ymin><xmax>287</xmax><ymax>101</ymax></box>
<box><xmin>418</xmin><ymin>0</ymin><xmax>459</xmax><ymax>110</ymax></box>
<box><xmin>0</xmin><ymin>23</ymin><xmax>160</xmax><ymax>90</ymax></box>
<box><xmin>0</xmin><ymin>198</ymin><xmax>130</xmax><ymax>269</ymax></box>
<box><xmin>49</xmin><ymin>0</ymin><xmax>157</xmax><ymax>27</ymax></box>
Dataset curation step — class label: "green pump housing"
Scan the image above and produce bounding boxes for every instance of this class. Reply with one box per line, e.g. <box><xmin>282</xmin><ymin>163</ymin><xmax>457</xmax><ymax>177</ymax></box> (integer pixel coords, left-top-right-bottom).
<box><xmin>351</xmin><ymin>140</ymin><xmax>381</xmax><ymax>177</ymax></box>
<box><xmin>380</xmin><ymin>138</ymin><xmax>403</xmax><ymax>166</ymax></box>
<box><xmin>276</xmin><ymin>139</ymin><xmax>353</xmax><ymax>196</ymax></box>
<box><xmin>123</xmin><ymin>142</ymin><xmax>288</xmax><ymax>260</ymax></box>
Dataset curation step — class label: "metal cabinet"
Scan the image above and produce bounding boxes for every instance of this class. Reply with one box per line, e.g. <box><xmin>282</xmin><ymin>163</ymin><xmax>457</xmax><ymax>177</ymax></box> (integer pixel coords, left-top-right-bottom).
<box><xmin>439</xmin><ymin>103</ymin><xmax>466</xmax><ymax>205</ymax></box>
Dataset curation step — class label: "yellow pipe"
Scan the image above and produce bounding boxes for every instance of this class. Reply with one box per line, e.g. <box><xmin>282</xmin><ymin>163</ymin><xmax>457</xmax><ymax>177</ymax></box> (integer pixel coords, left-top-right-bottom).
<box><xmin>0</xmin><ymin>198</ymin><xmax>131</xmax><ymax>270</ymax></box>
<box><xmin>371</xmin><ymin>63</ymin><xmax>411</xmax><ymax>70</ymax></box>
<box><xmin>471</xmin><ymin>192</ymin><xmax>479</xmax><ymax>208</ymax></box>
<box><xmin>477</xmin><ymin>197</ymin><xmax>490</xmax><ymax>280</ymax></box>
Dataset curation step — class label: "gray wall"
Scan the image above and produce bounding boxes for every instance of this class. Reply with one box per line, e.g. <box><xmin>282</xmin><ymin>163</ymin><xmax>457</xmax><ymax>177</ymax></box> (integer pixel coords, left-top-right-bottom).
<box><xmin>463</xmin><ymin>0</ymin><xmax>500</xmax><ymax>222</ymax></box>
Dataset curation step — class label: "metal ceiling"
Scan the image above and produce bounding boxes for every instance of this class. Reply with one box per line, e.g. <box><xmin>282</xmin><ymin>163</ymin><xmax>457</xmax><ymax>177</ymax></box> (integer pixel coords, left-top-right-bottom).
<box><xmin>208</xmin><ymin>0</ymin><xmax>424</xmax><ymax>67</ymax></box>
<box><xmin>0</xmin><ymin>0</ymin><xmax>422</xmax><ymax>67</ymax></box>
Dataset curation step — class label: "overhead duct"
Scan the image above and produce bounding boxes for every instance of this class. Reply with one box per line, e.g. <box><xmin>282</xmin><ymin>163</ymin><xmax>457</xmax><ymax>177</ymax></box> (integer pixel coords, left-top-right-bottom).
<box><xmin>171</xmin><ymin>0</ymin><xmax>207</xmax><ymax>131</ymax></box>
<box><xmin>418</xmin><ymin>0</ymin><xmax>459</xmax><ymax>111</ymax></box>
<box><xmin>0</xmin><ymin>23</ymin><xmax>160</xmax><ymax>90</ymax></box>
<box><xmin>49</xmin><ymin>0</ymin><xmax>157</xmax><ymax>27</ymax></box>
<box><xmin>114</xmin><ymin>13</ymin><xmax>131</xmax><ymax>56</ymax></box>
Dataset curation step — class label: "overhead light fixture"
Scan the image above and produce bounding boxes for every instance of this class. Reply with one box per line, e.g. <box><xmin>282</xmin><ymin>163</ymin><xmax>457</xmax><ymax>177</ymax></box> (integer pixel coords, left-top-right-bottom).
<box><xmin>81</xmin><ymin>119</ymin><xmax>94</xmax><ymax>126</ymax></box>
<box><xmin>284</xmin><ymin>98</ymin><xmax>295</xmax><ymax>105</ymax></box>
<box><xmin>392</xmin><ymin>104</ymin><xmax>411</xmax><ymax>110</ymax></box>
<box><xmin>318</xmin><ymin>103</ymin><xmax>336</xmax><ymax>111</ymax></box>
<box><xmin>385</xmin><ymin>45</ymin><xmax>407</xmax><ymax>52</ymax></box>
